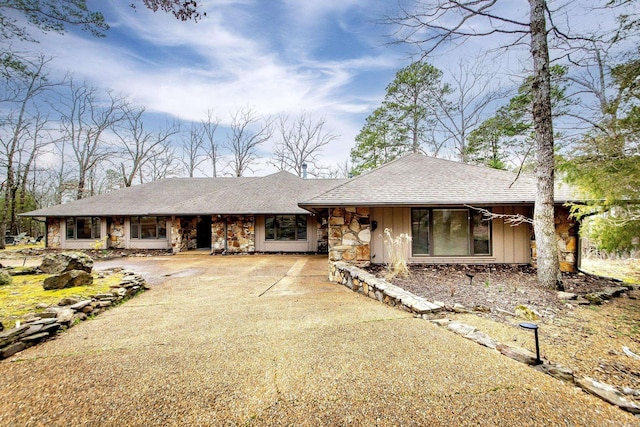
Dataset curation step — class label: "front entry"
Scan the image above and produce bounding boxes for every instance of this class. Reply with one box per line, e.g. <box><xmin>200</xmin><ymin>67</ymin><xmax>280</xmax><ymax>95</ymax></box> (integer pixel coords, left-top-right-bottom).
<box><xmin>196</xmin><ymin>216</ymin><xmax>212</xmax><ymax>249</ymax></box>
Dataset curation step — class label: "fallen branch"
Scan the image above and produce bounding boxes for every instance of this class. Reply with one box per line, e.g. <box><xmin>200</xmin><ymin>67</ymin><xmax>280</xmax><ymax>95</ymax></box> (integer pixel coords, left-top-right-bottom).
<box><xmin>464</xmin><ymin>205</ymin><xmax>533</xmax><ymax>226</ymax></box>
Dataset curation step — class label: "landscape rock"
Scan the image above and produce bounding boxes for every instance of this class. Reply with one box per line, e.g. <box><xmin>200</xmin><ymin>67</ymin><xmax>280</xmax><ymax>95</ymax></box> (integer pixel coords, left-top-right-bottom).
<box><xmin>1</xmin><ymin>342</ymin><xmax>26</xmax><ymax>358</ymax></box>
<box><xmin>58</xmin><ymin>297</ymin><xmax>80</xmax><ymax>306</ymax></box>
<box><xmin>39</xmin><ymin>252</ymin><xmax>94</xmax><ymax>274</ymax></box>
<box><xmin>464</xmin><ymin>330</ymin><xmax>497</xmax><ymax>349</ymax></box>
<box><xmin>473</xmin><ymin>305</ymin><xmax>491</xmax><ymax>313</ymax></box>
<box><xmin>6</xmin><ymin>266</ymin><xmax>37</xmax><ymax>276</ymax></box>
<box><xmin>56</xmin><ymin>308</ymin><xmax>75</xmax><ymax>324</ymax></box>
<box><xmin>534</xmin><ymin>363</ymin><xmax>574</xmax><ymax>382</ymax></box>
<box><xmin>447</xmin><ymin>322</ymin><xmax>476</xmax><ymax>336</ymax></box>
<box><xmin>43</xmin><ymin>270</ymin><xmax>93</xmax><ymax>290</ymax></box>
<box><xmin>576</xmin><ymin>377</ymin><xmax>640</xmax><ymax>414</ymax></box>
<box><xmin>69</xmin><ymin>300</ymin><xmax>92</xmax><ymax>310</ymax></box>
<box><xmin>452</xmin><ymin>303</ymin><xmax>469</xmax><ymax>313</ymax></box>
<box><xmin>20</xmin><ymin>332</ymin><xmax>50</xmax><ymax>343</ymax></box>
<box><xmin>429</xmin><ymin>318</ymin><xmax>451</xmax><ymax>326</ymax></box>
<box><xmin>584</xmin><ymin>293</ymin><xmax>603</xmax><ymax>305</ymax></box>
<box><xmin>557</xmin><ymin>291</ymin><xmax>577</xmax><ymax>300</ymax></box>
<box><xmin>515</xmin><ymin>304</ymin><xmax>540</xmax><ymax>320</ymax></box>
<box><xmin>599</xmin><ymin>287</ymin><xmax>628</xmax><ymax>300</ymax></box>
<box><xmin>575</xmin><ymin>296</ymin><xmax>590</xmax><ymax>305</ymax></box>
<box><xmin>0</xmin><ymin>271</ymin><xmax>12</xmax><ymax>286</ymax></box>
<box><xmin>496</xmin><ymin>344</ymin><xmax>539</xmax><ymax>365</ymax></box>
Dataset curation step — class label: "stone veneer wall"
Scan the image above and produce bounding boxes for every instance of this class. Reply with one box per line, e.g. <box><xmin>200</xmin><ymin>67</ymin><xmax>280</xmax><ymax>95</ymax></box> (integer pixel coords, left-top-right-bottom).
<box><xmin>211</xmin><ymin>215</ymin><xmax>255</xmax><ymax>253</ymax></box>
<box><xmin>170</xmin><ymin>217</ymin><xmax>198</xmax><ymax>253</ymax></box>
<box><xmin>108</xmin><ymin>217</ymin><xmax>125</xmax><ymax>249</ymax></box>
<box><xmin>530</xmin><ymin>206</ymin><xmax>579</xmax><ymax>273</ymax></box>
<box><xmin>170</xmin><ymin>217</ymin><xmax>183</xmax><ymax>254</ymax></box>
<box><xmin>47</xmin><ymin>218</ymin><xmax>62</xmax><ymax>248</ymax></box>
<box><xmin>328</xmin><ymin>207</ymin><xmax>371</xmax><ymax>265</ymax></box>
<box><xmin>316</xmin><ymin>211</ymin><xmax>329</xmax><ymax>254</ymax></box>
<box><xmin>555</xmin><ymin>206</ymin><xmax>579</xmax><ymax>272</ymax></box>
<box><xmin>211</xmin><ymin>217</ymin><xmax>225</xmax><ymax>252</ymax></box>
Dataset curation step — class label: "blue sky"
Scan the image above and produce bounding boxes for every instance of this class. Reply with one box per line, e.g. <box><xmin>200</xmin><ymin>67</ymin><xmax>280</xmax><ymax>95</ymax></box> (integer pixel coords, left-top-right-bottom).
<box><xmin>22</xmin><ymin>0</ymin><xmax>626</xmax><ymax>176</ymax></box>
<box><xmin>27</xmin><ymin>0</ymin><xmax>408</xmax><ymax>175</ymax></box>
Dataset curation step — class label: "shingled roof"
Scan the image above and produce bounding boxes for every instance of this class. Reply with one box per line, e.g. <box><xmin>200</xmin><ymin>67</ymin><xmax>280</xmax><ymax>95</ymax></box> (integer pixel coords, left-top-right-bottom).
<box><xmin>22</xmin><ymin>173</ymin><xmax>345</xmax><ymax>217</ymax></box>
<box><xmin>22</xmin><ymin>154</ymin><xmax>577</xmax><ymax>218</ymax></box>
<box><xmin>299</xmin><ymin>153</ymin><xmax>577</xmax><ymax>210</ymax></box>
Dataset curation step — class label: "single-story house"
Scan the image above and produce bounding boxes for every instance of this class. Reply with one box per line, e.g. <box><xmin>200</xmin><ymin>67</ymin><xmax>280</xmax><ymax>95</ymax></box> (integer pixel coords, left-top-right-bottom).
<box><xmin>22</xmin><ymin>153</ymin><xmax>580</xmax><ymax>271</ymax></box>
<box><xmin>22</xmin><ymin>171</ymin><xmax>346</xmax><ymax>254</ymax></box>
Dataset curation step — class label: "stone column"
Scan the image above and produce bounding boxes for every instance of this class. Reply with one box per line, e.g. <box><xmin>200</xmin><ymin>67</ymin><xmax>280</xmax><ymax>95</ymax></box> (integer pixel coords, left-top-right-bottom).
<box><xmin>328</xmin><ymin>207</ymin><xmax>371</xmax><ymax>266</ymax></box>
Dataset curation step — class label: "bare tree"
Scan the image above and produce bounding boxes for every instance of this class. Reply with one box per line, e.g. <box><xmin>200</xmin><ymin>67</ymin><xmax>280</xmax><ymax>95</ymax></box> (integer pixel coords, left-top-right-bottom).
<box><xmin>179</xmin><ymin>123</ymin><xmax>205</xmax><ymax>177</ymax></box>
<box><xmin>142</xmin><ymin>142</ymin><xmax>181</xmax><ymax>182</ymax></box>
<box><xmin>112</xmin><ymin>105</ymin><xmax>179</xmax><ymax>186</ymax></box>
<box><xmin>436</xmin><ymin>57</ymin><xmax>507</xmax><ymax>161</ymax></box>
<box><xmin>201</xmin><ymin>109</ymin><xmax>221</xmax><ymax>177</ymax></box>
<box><xmin>272</xmin><ymin>112</ymin><xmax>338</xmax><ymax>177</ymax></box>
<box><xmin>226</xmin><ymin>107</ymin><xmax>273</xmax><ymax>177</ymax></box>
<box><xmin>390</xmin><ymin>0</ymin><xmax>564</xmax><ymax>289</ymax></box>
<box><xmin>0</xmin><ymin>55</ymin><xmax>58</xmax><ymax>247</ymax></box>
<box><xmin>55</xmin><ymin>80</ymin><xmax>125</xmax><ymax>199</ymax></box>
<box><xmin>321</xmin><ymin>158</ymin><xmax>353</xmax><ymax>179</ymax></box>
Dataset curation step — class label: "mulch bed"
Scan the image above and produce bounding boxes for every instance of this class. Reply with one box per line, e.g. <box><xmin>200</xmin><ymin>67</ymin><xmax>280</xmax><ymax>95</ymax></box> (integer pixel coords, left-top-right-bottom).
<box><xmin>367</xmin><ymin>264</ymin><xmax>626</xmax><ymax>317</ymax></box>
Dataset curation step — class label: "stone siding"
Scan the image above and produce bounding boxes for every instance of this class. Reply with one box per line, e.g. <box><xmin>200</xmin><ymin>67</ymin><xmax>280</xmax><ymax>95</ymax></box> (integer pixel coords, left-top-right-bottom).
<box><xmin>211</xmin><ymin>217</ymin><xmax>226</xmax><ymax>252</ymax></box>
<box><xmin>316</xmin><ymin>211</ymin><xmax>329</xmax><ymax>254</ymax></box>
<box><xmin>170</xmin><ymin>217</ymin><xmax>198</xmax><ymax>253</ymax></box>
<box><xmin>107</xmin><ymin>217</ymin><xmax>126</xmax><ymax>249</ymax></box>
<box><xmin>47</xmin><ymin>218</ymin><xmax>61</xmax><ymax>248</ymax></box>
<box><xmin>211</xmin><ymin>215</ymin><xmax>255</xmax><ymax>253</ymax></box>
<box><xmin>171</xmin><ymin>217</ymin><xmax>183</xmax><ymax>254</ymax></box>
<box><xmin>328</xmin><ymin>207</ymin><xmax>371</xmax><ymax>265</ymax></box>
<box><xmin>530</xmin><ymin>206</ymin><xmax>579</xmax><ymax>272</ymax></box>
<box><xmin>555</xmin><ymin>206</ymin><xmax>579</xmax><ymax>272</ymax></box>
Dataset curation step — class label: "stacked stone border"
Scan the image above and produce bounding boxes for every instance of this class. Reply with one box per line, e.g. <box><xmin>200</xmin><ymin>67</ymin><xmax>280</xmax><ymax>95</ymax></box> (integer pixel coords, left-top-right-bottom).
<box><xmin>329</xmin><ymin>261</ymin><xmax>640</xmax><ymax>415</ymax></box>
<box><xmin>0</xmin><ymin>270</ymin><xmax>148</xmax><ymax>360</ymax></box>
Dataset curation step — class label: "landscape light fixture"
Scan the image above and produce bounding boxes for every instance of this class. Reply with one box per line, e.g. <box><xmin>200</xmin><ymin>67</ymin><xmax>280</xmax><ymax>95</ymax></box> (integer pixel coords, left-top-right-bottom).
<box><xmin>519</xmin><ymin>322</ymin><xmax>542</xmax><ymax>365</ymax></box>
<box><xmin>465</xmin><ymin>273</ymin><xmax>475</xmax><ymax>286</ymax></box>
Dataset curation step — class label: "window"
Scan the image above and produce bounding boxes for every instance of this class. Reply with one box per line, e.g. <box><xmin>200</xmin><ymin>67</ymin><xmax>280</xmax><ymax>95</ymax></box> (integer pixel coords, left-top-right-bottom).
<box><xmin>265</xmin><ymin>215</ymin><xmax>307</xmax><ymax>240</ymax></box>
<box><xmin>411</xmin><ymin>208</ymin><xmax>430</xmax><ymax>255</ymax></box>
<box><xmin>66</xmin><ymin>217</ymin><xmax>101</xmax><ymax>240</ymax></box>
<box><xmin>411</xmin><ymin>208</ymin><xmax>490</xmax><ymax>256</ymax></box>
<box><xmin>130</xmin><ymin>216</ymin><xmax>166</xmax><ymax>239</ymax></box>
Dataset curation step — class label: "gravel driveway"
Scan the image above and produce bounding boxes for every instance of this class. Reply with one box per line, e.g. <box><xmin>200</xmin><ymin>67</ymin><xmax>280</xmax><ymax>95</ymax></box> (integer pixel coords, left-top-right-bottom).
<box><xmin>0</xmin><ymin>254</ymin><xmax>637</xmax><ymax>426</ymax></box>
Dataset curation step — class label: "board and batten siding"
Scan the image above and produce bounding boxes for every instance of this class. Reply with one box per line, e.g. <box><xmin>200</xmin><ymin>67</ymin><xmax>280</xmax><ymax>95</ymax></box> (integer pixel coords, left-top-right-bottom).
<box><xmin>254</xmin><ymin>215</ymin><xmax>318</xmax><ymax>252</ymax></box>
<box><xmin>370</xmin><ymin>206</ymin><xmax>532</xmax><ymax>265</ymax></box>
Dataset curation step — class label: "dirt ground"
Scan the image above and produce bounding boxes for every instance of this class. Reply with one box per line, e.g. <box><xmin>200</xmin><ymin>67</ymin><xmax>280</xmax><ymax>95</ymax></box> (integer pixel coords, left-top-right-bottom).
<box><xmin>375</xmin><ymin>262</ymin><xmax>640</xmax><ymax>400</ymax></box>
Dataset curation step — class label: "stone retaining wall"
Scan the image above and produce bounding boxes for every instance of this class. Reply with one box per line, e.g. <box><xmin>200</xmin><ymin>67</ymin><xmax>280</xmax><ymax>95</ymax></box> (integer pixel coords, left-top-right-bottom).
<box><xmin>0</xmin><ymin>271</ymin><xmax>148</xmax><ymax>360</ymax></box>
<box><xmin>329</xmin><ymin>261</ymin><xmax>443</xmax><ymax>315</ymax></box>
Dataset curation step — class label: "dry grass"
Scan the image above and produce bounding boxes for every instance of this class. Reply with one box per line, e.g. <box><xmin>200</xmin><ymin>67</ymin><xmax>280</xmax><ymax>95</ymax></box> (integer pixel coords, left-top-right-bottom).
<box><xmin>382</xmin><ymin>228</ymin><xmax>411</xmax><ymax>279</ymax></box>
<box><xmin>581</xmin><ymin>257</ymin><xmax>640</xmax><ymax>284</ymax></box>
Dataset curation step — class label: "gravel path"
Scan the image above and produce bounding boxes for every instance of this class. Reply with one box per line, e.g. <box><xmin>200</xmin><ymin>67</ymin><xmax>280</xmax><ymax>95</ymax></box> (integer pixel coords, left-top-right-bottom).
<box><xmin>0</xmin><ymin>254</ymin><xmax>637</xmax><ymax>426</ymax></box>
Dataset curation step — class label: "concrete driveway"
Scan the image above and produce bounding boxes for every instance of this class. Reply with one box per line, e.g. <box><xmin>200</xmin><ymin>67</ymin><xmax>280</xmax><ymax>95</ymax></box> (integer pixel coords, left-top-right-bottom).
<box><xmin>0</xmin><ymin>254</ymin><xmax>636</xmax><ymax>426</ymax></box>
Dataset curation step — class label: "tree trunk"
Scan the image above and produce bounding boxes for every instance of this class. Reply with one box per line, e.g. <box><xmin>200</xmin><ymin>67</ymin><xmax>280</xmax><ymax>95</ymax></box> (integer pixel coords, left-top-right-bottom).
<box><xmin>529</xmin><ymin>0</ymin><xmax>562</xmax><ymax>289</ymax></box>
